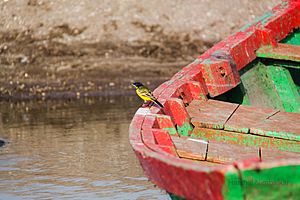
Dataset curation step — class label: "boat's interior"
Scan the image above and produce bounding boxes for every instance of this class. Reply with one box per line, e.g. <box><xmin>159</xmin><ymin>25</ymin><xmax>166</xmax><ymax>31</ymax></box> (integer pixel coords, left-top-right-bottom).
<box><xmin>169</xmin><ymin>29</ymin><xmax>300</xmax><ymax>165</ymax></box>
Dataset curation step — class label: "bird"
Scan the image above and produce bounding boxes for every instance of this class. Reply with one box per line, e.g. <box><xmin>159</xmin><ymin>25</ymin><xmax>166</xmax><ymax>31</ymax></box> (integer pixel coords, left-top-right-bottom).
<box><xmin>131</xmin><ymin>82</ymin><xmax>164</xmax><ymax>108</ymax></box>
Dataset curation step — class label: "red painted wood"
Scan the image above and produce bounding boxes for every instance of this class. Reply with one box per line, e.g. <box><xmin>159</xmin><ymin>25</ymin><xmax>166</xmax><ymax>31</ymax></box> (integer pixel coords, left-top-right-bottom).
<box><xmin>158</xmin><ymin>81</ymin><xmax>180</xmax><ymax>100</ymax></box>
<box><xmin>158</xmin><ymin>145</ymin><xmax>178</xmax><ymax>155</ymax></box>
<box><xmin>141</xmin><ymin>129</ymin><xmax>156</xmax><ymax>145</ymax></box>
<box><xmin>164</xmin><ymin>98</ymin><xmax>190</xmax><ymax>127</ymax></box>
<box><xmin>129</xmin><ymin>108</ymin><xmax>149</xmax><ymax>144</ymax></box>
<box><xmin>135</xmin><ymin>148</ymin><xmax>229</xmax><ymax>200</ymax></box>
<box><xmin>142</xmin><ymin>129</ymin><xmax>177</xmax><ymax>156</ymax></box>
<box><xmin>157</xmin><ymin>78</ymin><xmax>207</xmax><ymax>106</ymax></box>
<box><xmin>177</xmin><ymin>81</ymin><xmax>208</xmax><ymax>104</ymax></box>
<box><xmin>226</xmin><ymin>31</ymin><xmax>261</xmax><ymax>70</ymax></box>
<box><xmin>262</xmin><ymin>2</ymin><xmax>300</xmax><ymax>41</ymax></box>
<box><xmin>199</xmin><ymin>58</ymin><xmax>240</xmax><ymax>97</ymax></box>
<box><xmin>153</xmin><ymin>129</ymin><xmax>174</xmax><ymax>146</ymax></box>
<box><xmin>255</xmin><ymin>28</ymin><xmax>278</xmax><ymax>46</ymax></box>
<box><xmin>142</xmin><ymin>114</ymin><xmax>158</xmax><ymax>130</ymax></box>
<box><xmin>155</xmin><ymin>114</ymin><xmax>178</xmax><ymax>135</ymax></box>
<box><xmin>129</xmin><ymin>2</ymin><xmax>300</xmax><ymax>199</ymax></box>
<box><xmin>172</xmin><ymin>62</ymin><xmax>209</xmax><ymax>93</ymax></box>
<box><xmin>149</xmin><ymin>106</ymin><xmax>163</xmax><ymax>115</ymax></box>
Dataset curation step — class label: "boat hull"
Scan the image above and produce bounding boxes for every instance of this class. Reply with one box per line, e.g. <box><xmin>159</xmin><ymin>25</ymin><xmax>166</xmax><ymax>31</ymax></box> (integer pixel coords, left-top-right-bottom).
<box><xmin>129</xmin><ymin>1</ymin><xmax>300</xmax><ymax>199</ymax></box>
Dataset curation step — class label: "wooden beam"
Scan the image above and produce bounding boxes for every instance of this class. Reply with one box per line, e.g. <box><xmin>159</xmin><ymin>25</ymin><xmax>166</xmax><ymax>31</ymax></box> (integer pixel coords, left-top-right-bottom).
<box><xmin>256</xmin><ymin>43</ymin><xmax>300</xmax><ymax>66</ymax></box>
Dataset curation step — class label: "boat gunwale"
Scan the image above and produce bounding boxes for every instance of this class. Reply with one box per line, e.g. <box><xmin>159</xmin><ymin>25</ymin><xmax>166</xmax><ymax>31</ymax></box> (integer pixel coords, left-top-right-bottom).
<box><xmin>129</xmin><ymin>0</ymin><xmax>300</xmax><ymax>198</ymax></box>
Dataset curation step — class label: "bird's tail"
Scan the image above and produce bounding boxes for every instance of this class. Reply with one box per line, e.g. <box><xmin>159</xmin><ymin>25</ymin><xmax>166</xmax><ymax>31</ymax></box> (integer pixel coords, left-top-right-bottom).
<box><xmin>154</xmin><ymin>99</ymin><xmax>164</xmax><ymax>108</ymax></box>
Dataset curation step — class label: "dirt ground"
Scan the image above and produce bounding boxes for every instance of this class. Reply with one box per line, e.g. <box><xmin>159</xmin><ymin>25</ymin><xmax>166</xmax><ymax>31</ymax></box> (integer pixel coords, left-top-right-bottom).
<box><xmin>0</xmin><ymin>0</ymin><xmax>280</xmax><ymax>100</ymax></box>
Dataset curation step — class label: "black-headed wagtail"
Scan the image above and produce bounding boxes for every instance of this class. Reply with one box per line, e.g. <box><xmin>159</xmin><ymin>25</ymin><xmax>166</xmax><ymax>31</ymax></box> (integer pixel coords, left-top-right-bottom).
<box><xmin>132</xmin><ymin>82</ymin><xmax>164</xmax><ymax>108</ymax></box>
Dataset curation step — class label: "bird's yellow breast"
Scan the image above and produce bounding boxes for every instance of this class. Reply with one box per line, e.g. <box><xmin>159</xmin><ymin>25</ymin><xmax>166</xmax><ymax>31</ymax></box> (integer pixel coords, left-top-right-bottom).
<box><xmin>136</xmin><ymin>89</ymin><xmax>152</xmax><ymax>101</ymax></box>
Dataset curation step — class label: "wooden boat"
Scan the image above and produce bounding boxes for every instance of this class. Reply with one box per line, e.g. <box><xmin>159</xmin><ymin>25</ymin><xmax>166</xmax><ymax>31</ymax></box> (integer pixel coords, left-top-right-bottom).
<box><xmin>129</xmin><ymin>1</ymin><xmax>300</xmax><ymax>199</ymax></box>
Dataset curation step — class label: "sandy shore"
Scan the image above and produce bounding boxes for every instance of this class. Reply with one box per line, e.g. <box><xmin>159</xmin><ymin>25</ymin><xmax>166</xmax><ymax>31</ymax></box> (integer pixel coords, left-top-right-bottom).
<box><xmin>0</xmin><ymin>0</ymin><xmax>280</xmax><ymax>99</ymax></box>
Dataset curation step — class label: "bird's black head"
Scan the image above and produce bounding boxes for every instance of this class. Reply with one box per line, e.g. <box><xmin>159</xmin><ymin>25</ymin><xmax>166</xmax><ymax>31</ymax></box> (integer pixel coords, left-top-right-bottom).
<box><xmin>132</xmin><ymin>82</ymin><xmax>144</xmax><ymax>88</ymax></box>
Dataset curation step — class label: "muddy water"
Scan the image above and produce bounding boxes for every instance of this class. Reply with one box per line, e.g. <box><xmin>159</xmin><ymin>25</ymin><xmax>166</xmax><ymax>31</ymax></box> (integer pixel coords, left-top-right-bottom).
<box><xmin>0</xmin><ymin>96</ymin><xmax>168</xmax><ymax>200</ymax></box>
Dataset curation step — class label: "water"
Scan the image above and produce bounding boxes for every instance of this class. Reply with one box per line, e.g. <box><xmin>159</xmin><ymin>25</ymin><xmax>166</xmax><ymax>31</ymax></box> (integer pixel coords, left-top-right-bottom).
<box><xmin>0</xmin><ymin>96</ymin><xmax>169</xmax><ymax>200</ymax></box>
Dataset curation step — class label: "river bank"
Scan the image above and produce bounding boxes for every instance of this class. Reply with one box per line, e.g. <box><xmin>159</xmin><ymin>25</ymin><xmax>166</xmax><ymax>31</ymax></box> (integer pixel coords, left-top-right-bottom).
<box><xmin>0</xmin><ymin>0</ymin><xmax>279</xmax><ymax>100</ymax></box>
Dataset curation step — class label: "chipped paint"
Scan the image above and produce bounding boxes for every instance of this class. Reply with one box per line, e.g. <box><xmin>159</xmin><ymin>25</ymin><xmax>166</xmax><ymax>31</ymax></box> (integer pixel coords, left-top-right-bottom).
<box><xmin>241</xmin><ymin>165</ymin><xmax>300</xmax><ymax>199</ymax></box>
<box><xmin>176</xmin><ymin>123</ymin><xmax>193</xmax><ymax>136</ymax></box>
<box><xmin>239</xmin><ymin>11</ymin><xmax>273</xmax><ymax>32</ymax></box>
<box><xmin>223</xmin><ymin>170</ymin><xmax>244</xmax><ymax>200</ymax></box>
<box><xmin>252</xmin><ymin>129</ymin><xmax>300</xmax><ymax>142</ymax></box>
<box><xmin>163</xmin><ymin>127</ymin><xmax>177</xmax><ymax>135</ymax></box>
<box><xmin>129</xmin><ymin>2</ymin><xmax>300</xmax><ymax>199</ymax></box>
<box><xmin>191</xmin><ymin>128</ymin><xmax>300</xmax><ymax>152</ymax></box>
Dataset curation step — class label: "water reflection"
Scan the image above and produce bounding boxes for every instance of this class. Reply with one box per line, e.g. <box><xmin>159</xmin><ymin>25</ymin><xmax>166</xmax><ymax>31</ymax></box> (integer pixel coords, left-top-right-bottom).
<box><xmin>0</xmin><ymin>97</ymin><xmax>168</xmax><ymax>200</ymax></box>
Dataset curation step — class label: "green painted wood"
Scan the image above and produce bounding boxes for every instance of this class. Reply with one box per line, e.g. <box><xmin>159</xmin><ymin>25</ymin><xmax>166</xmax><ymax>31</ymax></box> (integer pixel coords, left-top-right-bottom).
<box><xmin>240</xmin><ymin>62</ymin><xmax>285</xmax><ymax>110</ymax></box>
<box><xmin>241</xmin><ymin>165</ymin><xmax>300</xmax><ymax>200</ymax></box>
<box><xmin>239</xmin><ymin>61</ymin><xmax>300</xmax><ymax>113</ymax></box>
<box><xmin>176</xmin><ymin>122</ymin><xmax>193</xmax><ymax>137</ymax></box>
<box><xmin>168</xmin><ymin>193</ymin><xmax>185</xmax><ymax>200</ymax></box>
<box><xmin>266</xmin><ymin>66</ymin><xmax>300</xmax><ymax>113</ymax></box>
<box><xmin>163</xmin><ymin>127</ymin><xmax>177</xmax><ymax>135</ymax></box>
<box><xmin>223</xmin><ymin>170</ymin><xmax>244</xmax><ymax>200</ymax></box>
<box><xmin>191</xmin><ymin>128</ymin><xmax>300</xmax><ymax>153</ymax></box>
<box><xmin>251</xmin><ymin>128</ymin><xmax>300</xmax><ymax>142</ymax></box>
<box><xmin>281</xmin><ymin>29</ymin><xmax>300</xmax><ymax>46</ymax></box>
<box><xmin>288</xmin><ymin>68</ymin><xmax>300</xmax><ymax>91</ymax></box>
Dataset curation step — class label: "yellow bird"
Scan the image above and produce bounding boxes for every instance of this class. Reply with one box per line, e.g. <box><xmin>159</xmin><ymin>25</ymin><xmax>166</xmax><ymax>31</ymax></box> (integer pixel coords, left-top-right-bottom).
<box><xmin>132</xmin><ymin>82</ymin><xmax>164</xmax><ymax>108</ymax></box>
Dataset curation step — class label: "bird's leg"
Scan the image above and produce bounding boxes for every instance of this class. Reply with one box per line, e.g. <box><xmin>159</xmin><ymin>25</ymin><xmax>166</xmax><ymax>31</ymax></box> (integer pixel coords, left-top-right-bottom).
<box><xmin>142</xmin><ymin>101</ymin><xmax>150</xmax><ymax>107</ymax></box>
<box><xmin>149</xmin><ymin>101</ymin><xmax>155</xmax><ymax>107</ymax></box>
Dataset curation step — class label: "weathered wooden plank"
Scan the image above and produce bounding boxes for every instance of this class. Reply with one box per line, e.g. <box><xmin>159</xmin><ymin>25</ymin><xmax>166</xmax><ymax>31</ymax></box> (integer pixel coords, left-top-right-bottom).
<box><xmin>141</xmin><ymin>129</ymin><xmax>156</xmax><ymax>145</ymax></box>
<box><xmin>250</xmin><ymin>111</ymin><xmax>300</xmax><ymax>141</ymax></box>
<box><xmin>177</xmin><ymin>81</ymin><xmax>208</xmax><ymax>104</ymax></box>
<box><xmin>250</xmin><ymin>121</ymin><xmax>300</xmax><ymax>142</ymax></box>
<box><xmin>171</xmin><ymin>136</ymin><xmax>208</xmax><ymax>160</ymax></box>
<box><xmin>190</xmin><ymin>99</ymin><xmax>239</xmax><ymax>129</ymax></box>
<box><xmin>186</xmin><ymin>100</ymin><xmax>203</xmax><ymax>118</ymax></box>
<box><xmin>142</xmin><ymin>129</ymin><xmax>178</xmax><ymax>156</ymax></box>
<box><xmin>155</xmin><ymin>114</ymin><xmax>178</xmax><ymax>135</ymax></box>
<box><xmin>129</xmin><ymin>108</ymin><xmax>149</xmax><ymax>144</ymax></box>
<box><xmin>142</xmin><ymin>114</ymin><xmax>157</xmax><ymax>130</ymax></box>
<box><xmin>176</xmin><ymin>150</ymin><xmax>205</xmax><ymax>161</ymax></box>
<box><xmin>153</xmin><ymin>129</ymin><xmax>174</xmax><ymax>146</ymax></box>
<box><xmin>269</xmin><ymin>111</ymin><xmax>300</xmax><ymax>125</ymax></box>
<box><xmin>260</xmin><ymin>148</ymin><xmax>300</xmax><ymax>162</ymax></box>
<box><xmin>199</xmin><ymin>57</ymin><xmax>241</xmax><ymax>97</ymax></box>
<box><xmin>238</xmin><ymin>162</ymin><xmax>300</xmax><ymax>200</ymax></box>
<box><xmin>164</xmin><ymin>98</ymin><xmax>193</xmax><ymax>136</ymax></box>
<box><xmin>224</xmin><ymin>105</ymin><xmax>279</xmax><ymax>133</ymax></box>
<box><xmin>207</xmin><ymin>140</ymin><xmax>259</xmax><ymax>164</ymax></box>
<box><xmin>266</xmin><ymin>66</ymin><xmax>300</xmax><ymax>113</ymax></box>
<box><xmin>192</xmin><ymin>128</ymin><xmax>300</xmax><ymax>152</ymax></box>
<box><xmin>240</xmin><ymin>61</ymin><xmax>300</xmax><ymax>112</ymax></box>
<box><xmin>256</xmin><ymin>43</ymin><xmax>300</xmax><ymax>64</ymax></box>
